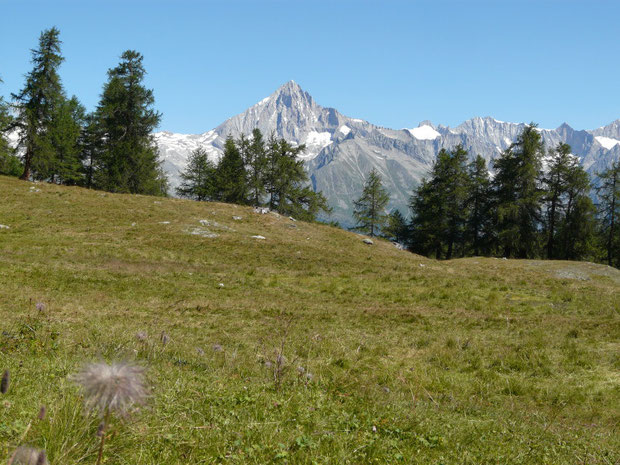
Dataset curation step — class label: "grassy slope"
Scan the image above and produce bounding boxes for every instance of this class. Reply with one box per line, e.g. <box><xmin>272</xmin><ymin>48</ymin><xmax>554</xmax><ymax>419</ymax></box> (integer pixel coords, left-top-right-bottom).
<box><xmin>0</xmin><ymin>175</ymin><xmax>618</xmax><ymax>464</ymax></box>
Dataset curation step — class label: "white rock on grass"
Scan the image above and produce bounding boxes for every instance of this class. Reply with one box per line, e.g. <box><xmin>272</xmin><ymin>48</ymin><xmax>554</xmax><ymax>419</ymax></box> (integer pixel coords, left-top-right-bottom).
<box><xmin>232</xmin><ymin>216</ymin><xmax>242</xmax><ymax>221</ymax></box>
<box><xmin>0</xmin><ymin>224</ymin><xmax>10</xmax><ymax>230</ymax></box>
<box><xmin>251</xmin><ymin>235</ymin><xmax>266</xmax><ymax>240</ymax></box>
<box><xmin>363</xmin><ymin>238</ymin><xmax>374</xmax><ymax>245</ymax></box>
<box><xmin>188</xmin><ymin>228</ymin><xmax>219</xmax><ymax>238</ymax></box>
<box><xmin>159</xmin><ymin>221</ymin><xmax>171</xmax><ymax>224</ymax></box>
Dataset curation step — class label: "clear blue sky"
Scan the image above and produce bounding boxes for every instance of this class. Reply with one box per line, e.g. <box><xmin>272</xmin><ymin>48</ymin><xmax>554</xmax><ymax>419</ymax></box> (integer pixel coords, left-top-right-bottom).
<box><xmin>1</xmin><ymin>0</ymin><xmax>619</xmax><ymax>134</ymax></box>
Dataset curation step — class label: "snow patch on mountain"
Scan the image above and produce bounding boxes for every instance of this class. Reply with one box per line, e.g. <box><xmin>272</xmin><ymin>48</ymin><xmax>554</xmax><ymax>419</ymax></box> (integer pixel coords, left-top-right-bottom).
<box><xmin>595</xmin><ymin>136</ymin><xmax>620</xmax><ymax>150</ymax></box>
<box><xmin>406</xmin><ymin>125</ymin><xmax>440</xmax><ymax>140</ymax></box>
<box><xmin>338</xmin><ymin>125</ymin><xmax>351</xmax><ymax>136</ymax></box>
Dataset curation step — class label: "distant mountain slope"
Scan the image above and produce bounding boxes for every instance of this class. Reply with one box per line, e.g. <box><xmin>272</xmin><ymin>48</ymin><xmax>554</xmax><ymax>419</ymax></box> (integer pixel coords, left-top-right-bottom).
<box><xmin>155</xmin><ymin>81</ymin><xmax>620</xmax><ymax>226</ymax></box>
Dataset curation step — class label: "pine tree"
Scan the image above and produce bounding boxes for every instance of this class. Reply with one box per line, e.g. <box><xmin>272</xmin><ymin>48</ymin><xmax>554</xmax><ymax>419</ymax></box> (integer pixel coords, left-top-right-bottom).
<box><xmin>409</xmin><ymin>178</ymin><xmax>443</xmax><ymax>257</ymax></box>
<box><xmin>242</xmin><ymin>129</ymin><xmax>267</xmax><ymax>206</ymax></box>
<box><xmin>383</xmin><ymin>209</ymin><xmax>408</xmax><ymax>243</ymax></box>
<box><xmin>408</xmin><ymin>146</ymin><xmax>469</xmax><ymax>258</ymax></box>
<box><xmin>558</xmin><ymin>162</ymin><xmax>596</xmax><ymax>260</ymax></box>
<box><xmin>78</xmin><ymin>113</ymin><xmax>103</xmax><ymax>188</ymax></box>
<box><xmin>263</xmin><ymin>135</ymin><xmax>330</xmax><ymax>220</ymax></box>
<box><xmin>353</xmin><ymin>168</ymin><xmax>390</xmax><ymax>237</ymax></box>
<box><xmin>47</xmin><ymin>96</ymin><xmax>85</xmax><ymax>184</ymax></box>
<box><xmin>94</xmin><ymin>50</ymin><xmax>167</xmax><ymax>195</ymax></box>
<box><xmin>214</xmin><ymin>136</ymin><xmax>248</xmax><ymax>203</ymax></box>
<box><xmin>596</xmin><ymin>161</ymin><xmax>620</xmax><ymax>267</ymax></box>
<box><xmin>0</xmin><ymin>78</ymin><xmax>21</xmax><ymax>176</ymax></box>
<box><xmin>465</xmin><ymin>155</ymin><xmax>493</xmax><ymax>256</ymax></box>
<box><xmin>493</xmin><ymin>124</ymin><xmax>545</xmax><ymax>258</ymax></box>
<box><xmin>12</xmin><ymin>27</ymin><xmax>65</xmax><ymax>180</ymax></box>
<box><xmin>176</xmin><ymin>147</ymin><xmax>216</xmax><ymax>201</ymax></box>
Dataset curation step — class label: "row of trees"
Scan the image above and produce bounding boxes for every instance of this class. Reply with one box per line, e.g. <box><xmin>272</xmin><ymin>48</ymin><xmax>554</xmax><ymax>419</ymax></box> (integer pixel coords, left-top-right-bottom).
<box><xmin>353</xmin><ymin>125</ymin><xmax>619</xmax><ymax>267</ymax></box>
<box><xmin>0</xmin><ymin>28</ymin><xmax>167</xmax><ymax>195</ymax></box>
<box><xmin>176</xmin><ymin>129</ymin><xmax>331</xmax><ymax>221</ymax></box>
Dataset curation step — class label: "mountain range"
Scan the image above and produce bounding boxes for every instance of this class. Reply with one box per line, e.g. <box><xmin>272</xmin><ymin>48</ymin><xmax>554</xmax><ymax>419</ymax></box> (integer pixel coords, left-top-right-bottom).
<box><xmin>155</xmin><ymin>81</ymin><xmax>620</xmax><ymax>226</ymax></box>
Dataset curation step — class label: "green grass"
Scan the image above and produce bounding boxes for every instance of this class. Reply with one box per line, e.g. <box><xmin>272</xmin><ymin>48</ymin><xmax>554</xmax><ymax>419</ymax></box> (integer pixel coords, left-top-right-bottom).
<box><xmin>0</xmin><ymin>175</ymin><xmax>618</xmax><ymax>464</ymax></box>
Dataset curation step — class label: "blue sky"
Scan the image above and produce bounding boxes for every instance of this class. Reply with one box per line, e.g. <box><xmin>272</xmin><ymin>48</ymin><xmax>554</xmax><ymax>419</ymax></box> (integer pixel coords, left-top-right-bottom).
<box><xmin>1</xmin><ymin>0</ymin><xmax>619</xmax><ymax>134</ymax></box>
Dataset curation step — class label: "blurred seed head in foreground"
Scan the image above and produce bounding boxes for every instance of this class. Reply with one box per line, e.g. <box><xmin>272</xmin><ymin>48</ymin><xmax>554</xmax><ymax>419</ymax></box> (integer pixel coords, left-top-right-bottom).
<box><xmin>9</xmin><ymin>446</ymin><xmax>48</xmax><ymax>465</ymax></box>
<box><xmin>73</xmin><ymin>362</ymin><xmax>147</xmax><ymax>415</ymax></box>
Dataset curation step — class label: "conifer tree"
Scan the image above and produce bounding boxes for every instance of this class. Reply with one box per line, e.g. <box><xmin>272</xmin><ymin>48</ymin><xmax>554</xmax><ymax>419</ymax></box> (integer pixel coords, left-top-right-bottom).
<box><xmin>493</xmin><ymin>124</ymin><xmax>544</xmax><ymax>258</ymax></box>
<box><xmin>465</xmin><ymin>155</ymin><xmax>493</xmax><ymax>256</ymax></box>
<box><xmin>353</xmin><ymin>168</ymin><xmax>390</xmax><ymax>237</ymax></box>
<box><xmin>47</xmin><ymin>96</ymin><xmax>85</xmax><ymax>184</ymax></box>
<box><xmin>94</xmin><ymin>50</ymin><xmax>167</xmax><ymax>195</ymax></box>
<box><xmin>12</xmin><ymin>27</ymin><xmax>65</xmax><ymax>180</ymax></box>
<box><xmin>409</xmin><ymin>178</ymin><xmax>443</xmax><ymax>257</ymax></box>
<box><xmin>596</xmin><ymin>161</ymin><xmax>620</xmax><ymax>266</ymax></box>
<box><xmin>241</xmin><ymin>129</ymin><xmax>267</xmax><ymax>206</ymax></box>
<box><xmin>214</xmin><ymin>136</ymin><xmax>248</xmax><ymax>204</ymax></box>
<box><xmin>176</xmin><ymin>147</ymin><xmax>216</xmax><ymax>201</ymax></box>
<box><xmin>383</xmin><ymin>209</ymin><xmax>409</xmax><ymax>243</ymax></box>
<box><xmin>0</xmin><ymin>78</ymin><xmax>21</xmax><ymax>176</ymax></box>
<box><xmin>78</xmin><ymin>113</ymin><xmax>103</xmax><ymax>188</ymax></box>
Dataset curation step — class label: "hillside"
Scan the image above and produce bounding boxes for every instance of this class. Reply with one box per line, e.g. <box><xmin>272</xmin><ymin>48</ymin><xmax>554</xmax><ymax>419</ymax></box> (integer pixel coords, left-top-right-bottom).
<box><xmin>0</xmin><ymin>175</ymin><xmax>618</xmax><ymax>464</ymax></box>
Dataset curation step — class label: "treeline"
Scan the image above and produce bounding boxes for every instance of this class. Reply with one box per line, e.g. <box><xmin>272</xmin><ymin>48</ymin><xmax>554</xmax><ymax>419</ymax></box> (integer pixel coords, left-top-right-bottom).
<box><xmin>175</xmin><ymin>129</ymin><xmax>331</xmax><ymax>221</ymax></box>
<box><xmin>0</xmin><ymin>27</ymin><xmax>166</xmax><ymax>195</ymax></box>
<box><xmin>354</xmin><ymin>125</ymin><xmax>619</xmax><ymax>267</ymax></box>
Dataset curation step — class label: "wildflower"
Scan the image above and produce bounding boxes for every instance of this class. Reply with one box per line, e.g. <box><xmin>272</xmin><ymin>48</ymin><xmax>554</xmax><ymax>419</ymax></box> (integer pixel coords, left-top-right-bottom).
<box><xmin>1</xmin><ymin>369</ymin><xmax>9</xmax><ymax>394</ymax></box>
<box><xmin>37</xmin><ymin>406</ymin><xmax>46</xmax><ymax>420</ymax></box>
<box><xmin>73</xmin><ymin>362</ymin><xmax>147</xmax><ymax>416</ymax></box>
<box><xmin>35</xmin><ymin>302</ymin><xmax>45</xmax><ymax>312</ymax></box>
<box><xmin>160</xmin><ymin>331</ymin><xmax>169</xmax><ymax>346</ymax></box>
<box><xmin>212</xmin><ymin>344</ymin><xmax>223</xmax><ymax>352</ymax></box>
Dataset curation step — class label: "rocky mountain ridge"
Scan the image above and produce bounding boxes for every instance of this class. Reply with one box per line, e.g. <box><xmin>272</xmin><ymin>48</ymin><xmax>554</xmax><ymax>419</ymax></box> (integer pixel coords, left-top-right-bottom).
<box><xmin>154</xmin><ymin>81</ymin><xmax>620</xmax><ymax>226</ymax></box>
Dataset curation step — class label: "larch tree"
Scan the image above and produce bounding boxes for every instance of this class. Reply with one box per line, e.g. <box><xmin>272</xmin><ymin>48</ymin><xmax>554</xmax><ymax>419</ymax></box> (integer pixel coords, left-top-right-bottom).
<box><xmin>353</xmin><ymin>168</ymin><xmax>390</xmax><ymax>237</ymax></box>
<box><xmin>214</xmin><ymin>136</ymin><xmax>248</xmax><ymax>204</ymax></box>
<box><xmin>596</xmin><ymin>161</ymin><xmax>620</xmax><ymax>266</ymax></box>
<box><xmin>493</xmin><ymin>124</ymin><xmax>545</xmax><ymax>258</ymax></box>
<box><xmin>94</xmin><ymin>50</ymin><xmax>167</xmax><ymax>195</ymax></box>
<box><xmin>11</xmin><ymin>27</ymin><xmax>66</xmax><ymax>180</ymax></box>
<box><xmin>176</xmin><ymin>147</ymin><xmax>216</xmax><ymax>201</ymax></box>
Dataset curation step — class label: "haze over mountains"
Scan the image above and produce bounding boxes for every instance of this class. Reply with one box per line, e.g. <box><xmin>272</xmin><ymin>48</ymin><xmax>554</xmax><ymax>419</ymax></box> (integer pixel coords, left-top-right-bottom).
<box><xmin>155</xmin><ymin>81</ymin><xmax>620</xmax><ymax>226</ymax></box>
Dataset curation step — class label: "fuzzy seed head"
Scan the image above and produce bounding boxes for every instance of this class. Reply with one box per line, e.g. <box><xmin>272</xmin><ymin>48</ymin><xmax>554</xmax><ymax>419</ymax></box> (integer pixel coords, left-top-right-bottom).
<box><xmin>135</xmin><ymin>331</ymin><xmax>147</xmax><ymax>342</ymax></box>
<box><xmin>10</xmin><ymin>447</ymin><xmax>48</xmax><ymax>465</ymax></box>
<box><xmin>35</xmin><ymin>302</ymin><xmax>45</xmax><ymax>312</ymax></box>
<box><xmin>1</xmin><ymin>369</ymin><xmax>9</xmax><ymax>394</ymax></box>
<box><xmin>73</xmin><ymin>362</ymin><xmax>147</xmax><ymax>415</ymax></box>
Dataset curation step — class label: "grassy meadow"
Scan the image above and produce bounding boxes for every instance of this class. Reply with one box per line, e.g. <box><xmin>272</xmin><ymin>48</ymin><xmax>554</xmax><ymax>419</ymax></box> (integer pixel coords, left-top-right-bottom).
<box><xmin>0</xmin><ymin>175</ymin><xmax>618</xmax><ymax>464</ymax></box>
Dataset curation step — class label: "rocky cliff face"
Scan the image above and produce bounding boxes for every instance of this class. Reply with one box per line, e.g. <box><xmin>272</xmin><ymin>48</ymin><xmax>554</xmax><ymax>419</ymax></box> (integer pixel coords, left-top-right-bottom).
<box><xmin>155</xmin><ymin>81</ymin><xmax>620</xmax><ymax>226</ymax></box>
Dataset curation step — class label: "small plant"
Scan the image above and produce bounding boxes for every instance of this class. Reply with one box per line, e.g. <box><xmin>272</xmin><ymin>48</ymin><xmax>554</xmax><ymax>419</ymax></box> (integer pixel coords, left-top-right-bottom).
<box><xmin>73</xmin><ymin>362</ymin><xmax>148</xmax><ymax>465</ymax></box>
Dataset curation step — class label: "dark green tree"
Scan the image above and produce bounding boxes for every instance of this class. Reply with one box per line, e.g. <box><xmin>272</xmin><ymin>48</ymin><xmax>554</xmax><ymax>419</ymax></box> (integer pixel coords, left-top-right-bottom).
<box><xmin>353</xmin><ymin>168</ymin><xmax>390</xmax><ymax>237</ymax></box>
<box><xmin>241</xmin><ymin>129</ymin><xmax>267</xmax><ymax>206</ymax></box>
<box><xmin>596</xmin><ymin>161</ymin><xmax>620</xmax><ymax>266</ymax></box>
<box><xmin>409</xmin><ymin>178</ymin><xmax>443</xmax><ymax>256</ymax></box>
<box><xmin>465</xmin><ymin>155</ymin><xmax>493</xmax><ymax>256</ymax></box>
<box><xmin>12</xmin><ymin>27</ymin><xmax>65</xmax><ymax>180</ymax></box>
<box><xmin>542</xmin><ymin>143</ymin><xmax>571</xmax><ymax>258</ymax></box>
<box><xmin>176</xmin><ymin>147</ymin><xmax>216</xmax><ymax>201</ymax></box>
<box><xmin>383</xmin><ymin>209</ymin><xmax>409</xmax><ymax>243</ymax></box>
<box><xmin>94</xmin><ymin>50</ymin><xmax>167</xmax><ymax>195</ymax></box>
<box><xmin>214</xmin><ymin>136</ymin><xmax>248</xmax><ymax>204</ymax></box>
<box><xmin>78</xmin><ymin>112</ymin><xmax>103</xmax><ymax>188</ymax></box>
<box><xmin>408</xmin><ymin>146</ymin><xmax>469</xmax><ymax>258</ymax></box>
<box><xmin>46</xmin><ymin>96</ymin><xmax>85</xmax><ymax>184</ymax></box>
<box><xmin>493</xmin><ymin>124</ymin><xmax>545</xmax><ymax>258</ymax></box>
<box><xmin>0</xmin><ymin>78</ymin><xmax>21</xmax><ymax>176</ymax></box>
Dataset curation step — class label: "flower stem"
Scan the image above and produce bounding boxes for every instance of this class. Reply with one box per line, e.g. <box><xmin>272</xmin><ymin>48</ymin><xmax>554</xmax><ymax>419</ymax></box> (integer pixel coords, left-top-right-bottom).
<box><xmin>96</xmin><ymin>411</ymin><xmax>110</xmax><ymax>465</ymax></box>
